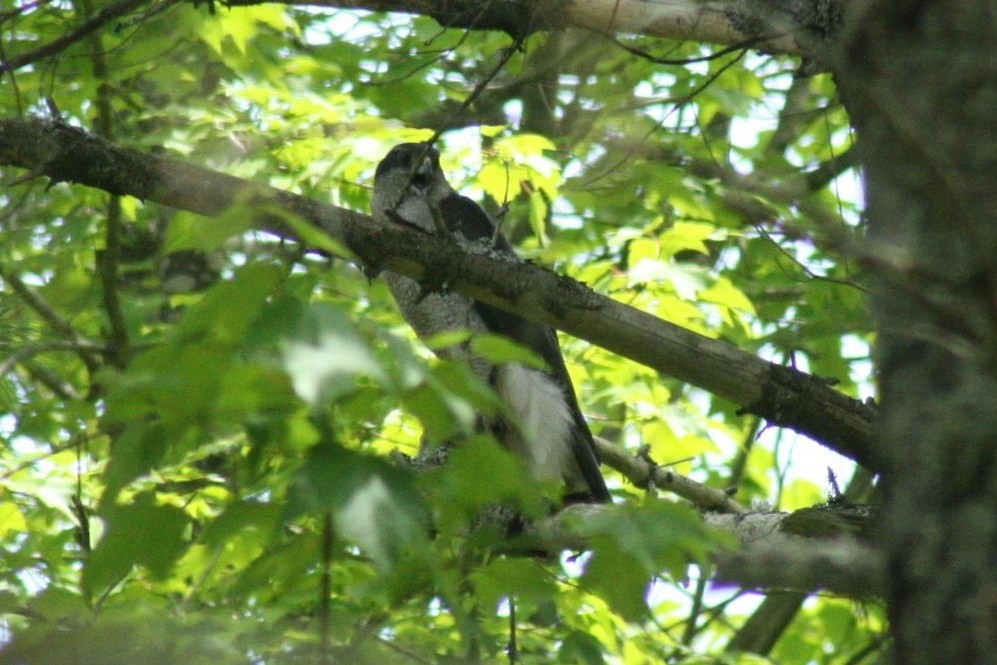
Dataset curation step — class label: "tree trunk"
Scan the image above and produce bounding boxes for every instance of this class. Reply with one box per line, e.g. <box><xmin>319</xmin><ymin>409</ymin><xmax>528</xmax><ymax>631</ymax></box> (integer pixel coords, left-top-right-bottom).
<box><xmin>833</xmin><ymin>2</ymin><xmax>997</xmax><ymax>663</ymax></box>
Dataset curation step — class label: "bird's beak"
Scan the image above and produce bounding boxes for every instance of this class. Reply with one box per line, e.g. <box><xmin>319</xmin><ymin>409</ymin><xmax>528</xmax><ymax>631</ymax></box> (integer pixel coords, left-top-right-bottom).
<box><xmin>417</xmin><ymin>153</ymin><xmax>434</xmax><ymax>182</ymax></box>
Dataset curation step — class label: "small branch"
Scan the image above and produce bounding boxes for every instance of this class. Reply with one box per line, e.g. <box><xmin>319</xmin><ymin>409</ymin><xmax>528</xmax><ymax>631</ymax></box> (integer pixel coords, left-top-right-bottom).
<box><xmin>98</xmin><ymin>196</ymin><xmax>130</xmax><ymax>367</ymax></box>
<box><xmin>0</xmin><ymin>268</ymin><xmax>102</xmax><ymax>373</ymax></box>
<box><xmin>681</xmin><ymin>576</ymin><xmax>709</xmax><ymax>646</ymax></box>
<box><xmin>768</xmin><ymin>72</ymin><xmax>818</xmax><ymax>157</ymax></box>
<box><xmin>724</xmin><ymin>592</ymin><xmax>807</xmax><ymax>655</ymax></box>
<box><xmin>80</xmin><ymin>0</ymin><xmax>131</xmax><ymax>367</ymax></box>
<box><xmin>0</xmin><ymin>34</ymin><xmax>23</xmax><ymax>116</ymax></box>
<box><xmin>0</xmin><ymin>0</ymin><xmax>149</xmax><ymax>73</ymax></box>
<box><xmin>20</xmin><ymin>359</ymin><xmax>84</xmax><ymax>401</ymax></box>
<box><xmin>804</xmin><ymin>144</ymin><xmax>859</xmax><ymax>191</ymax></box>
<box><xmin>584</xmin><ymin>51</ymin><xmax>748</xmax><ymax>188</ymax></box>
<box><xmin>593</xmin><ymin>437</ymin><xmax>746</xmax><ymax>513</ymax></box>
<box><xmin>319</xmin><ymin>512</ymin><xmax>333</xmax><ymax>665</ymax></box>
<box><xmin>595</xmin><ymin>29</ymin><xmax>758</xmax><ymax>66</ymax></box>
<box><xmin>0</xmin><ymin>340</ymin><xmax>105</xmax><ymax>376</ymax></box>
<box><xmin>426</xmin><ymin>36</ymin><xmax>522</xmax><ymax>148</ymax></box>
<box><xmin>753</xmin><ymin>224</ymin><xmax>866</xmax><ymax>292</ymax></box>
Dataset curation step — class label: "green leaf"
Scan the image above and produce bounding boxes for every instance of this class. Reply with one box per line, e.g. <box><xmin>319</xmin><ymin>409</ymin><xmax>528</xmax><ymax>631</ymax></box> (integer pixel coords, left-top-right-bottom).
<box><xmin>471</xmin><ymin>557</ymin><xmax>558</xmax><ymax>610</ymax></box>
<box><xmin>0</xmin><ymin>500</ymin><xmax>27</xmax><ymax>539</ymax></box>
<box><xmin>84</xmin><ymin>493</ymin><xmax>190</xmax><ymax>594</ymax></box>
<box><xmin>699</xmin><ymin>276</ymin><xmax>756</xmax><ymax>315</ymax></box>
<box><xmin>199</xmin><ymin>500</ymin><xmax>281</xmax><ymax>551</ymax></box>
<box><xmin>280</xmin><ymin>212</ymin><xmax>354</xmax><ymax>259</ymax></box>
<box><xmin>176</xmin><ymin>262</ymin><xmax>283</xmax><ymax>344</ymax></box>
<box><xmin>100</xmin><ymin>421</ymin><xmax>169</xmax><ymax>505</ymax></box>
<box><xmin>287</xmin><ymin>443</ymin><xmax>430</xmax><ymax>573</ymax></box>
<box><xmin>470</xmin><ymin>334</ymin><xmax>547</xmax><ymax>369</ymax></box>
<box><xmin>283</xmin><ymin>304</ymin><xmax>386</xmax><ymax>404</ymax></box>
<box><xmin>659</xmin><ymin>221</ymin><xmax>721</xmax><ymax>257</ymax></box>
<box><xmin>559</xmin><ymin>630</ymin><xmax>607</xmax><ymax>665</ymax></box>
<box><xmin>164</xmin><ymin>209</ymin><xmax>255</xmax><ymax>253</ymax></box>
<box><xmin>480</xmin><ymin>124</ymin><xmax>508</xmax><ymax>138</ymax></box>
<box><xmin>582</xmin><ymin>499</ymin><xmax>722</xmax><ymax>621</ymax></box>
<box><xmin>432</xmin><ymin>435</ymin><xmax>547</xmax><ymax>538</ymax></box>
<box><xmin>26</xmin><ymin>587</ymin><xmax>90</xmax><ymax>623</ymax></box>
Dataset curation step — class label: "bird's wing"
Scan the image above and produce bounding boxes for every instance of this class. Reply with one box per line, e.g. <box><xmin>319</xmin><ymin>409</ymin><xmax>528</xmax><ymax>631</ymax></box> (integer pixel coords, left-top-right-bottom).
<box><xmin>439</xmin><ymin>194</ymin><xmax>611</xmax><ymax>501</ymax></box>
<box><xmin>437</xmin><ymin>194</ymin><xmax>516</xmax><ymax>253</ymax></box>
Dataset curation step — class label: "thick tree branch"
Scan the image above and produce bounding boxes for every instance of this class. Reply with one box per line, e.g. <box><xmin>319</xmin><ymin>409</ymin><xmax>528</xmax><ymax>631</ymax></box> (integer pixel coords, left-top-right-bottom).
<box><xmin>0</xmin><ymin>117</ymin><xmax>879</xmax><ymax>469</ymax></box>
<box><xmin>523</xmin><ymin>503</ymin><xmax>883</xmax><ymax>596</ymax></box>
<box><xmin>708</xmin><ymin>508</ymin><xmax>881</xmax><ymax>597</ymax></box>
<box><xmin>710</xmin><ymin>534</ymin><xmax>883</xmax><ymax>597</ymax></box>
<box><xmin>223</xmin><ymin>0</ymin><xmax>842</xmax><ymax>58</ymax></box>
<box><xmin>725</xmin><ymin>592</ymin><xmax>806</xmax><ymax>655</ymax></box>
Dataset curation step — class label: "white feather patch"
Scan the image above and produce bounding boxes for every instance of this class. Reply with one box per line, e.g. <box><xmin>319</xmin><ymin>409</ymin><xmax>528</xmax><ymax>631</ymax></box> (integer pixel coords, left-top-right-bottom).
<box><xmin>494</xmin><ymin>364</ymin><xmax>574</xmax><ymax>481</ymax></box>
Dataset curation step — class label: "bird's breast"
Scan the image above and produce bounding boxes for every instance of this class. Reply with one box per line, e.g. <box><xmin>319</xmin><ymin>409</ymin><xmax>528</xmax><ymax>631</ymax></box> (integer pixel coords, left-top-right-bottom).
<box><xmin>384</xmin><ymin>271</ymin><xmax>492</xmax><ymax>378</ymax></box>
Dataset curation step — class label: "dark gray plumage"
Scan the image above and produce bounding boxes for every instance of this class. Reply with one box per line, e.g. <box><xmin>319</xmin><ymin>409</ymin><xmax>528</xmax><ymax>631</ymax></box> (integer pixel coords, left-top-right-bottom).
<box><xmin>372</xmin><ymin>143</ymin><xmax>610</xmax><ymax>503</ymax></box>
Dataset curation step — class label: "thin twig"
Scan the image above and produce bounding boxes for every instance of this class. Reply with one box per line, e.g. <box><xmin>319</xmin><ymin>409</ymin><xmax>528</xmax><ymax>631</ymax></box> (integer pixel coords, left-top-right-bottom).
<box><xmin>80</xmin><ymin>0</ymin><xmax>131</xmax><ymax>367</ymax></box>
<box><xmin>320</xmin><ymin>512</ymin><xmax>334</xmax><ymax>665</ymax></box>
<box><xmin>0</xmin><ymin>35</ymin><xmax>23</xmax><ymax>115</ymax></box>
<box><xmin>583</xmin><ymin>50</ymin><xmax>748</xmax><ymax>187</ymax></box>
<box><xmin>595</xmin><ymin>29</ymin><xmax>758</xmax><ymax>66</ymax></box>
<box><xmin>507</xmin><ymin>596</ymin><xmax>518</xmax><ymax>665</ymax></box>
<box><xmin>389</xmin><ymin>38</ymin><xmax>524</xmax><ymax>217</ymax></box>
<box><xmin>427</xmin><ymin>36</ymin><xmax>524</xmax><ymax>149</ymax></box>
<box><xmin>0</xmin><ymin>340</ymin><xmax>105</xmax><ymax>376</ymax></box>
<box><xmin>0</xmin><ymin>269</ymin><xmax>102</xmax><ymax>372</ymax></box>
<box><xmin>753</xmin><ymin>224</ymin><xmax>867</xmax><ymax>292</ymax></box>
<box><xmin>0</xmin><ymin>0</ymin><xmax>149</xmax><ymax>72</ymax></box>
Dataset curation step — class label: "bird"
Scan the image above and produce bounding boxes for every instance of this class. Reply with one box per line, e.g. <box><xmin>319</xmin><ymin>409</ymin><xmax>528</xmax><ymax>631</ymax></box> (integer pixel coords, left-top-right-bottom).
<box><xmin>371</xmin><ymin>142</ymin><xmax>610</xmax><ymax>503</ymax></box>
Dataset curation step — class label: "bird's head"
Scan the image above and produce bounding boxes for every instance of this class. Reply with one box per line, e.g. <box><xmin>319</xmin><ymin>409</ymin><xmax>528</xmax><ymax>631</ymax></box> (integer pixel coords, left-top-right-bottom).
<box><xmin>374</xmin><ymin>142</ymin><xmax>444</xmax><ymax>196</ymax></box>
<box><xmin>372</xmin><ymin>142</ymin><xmax>456</xmax><ymax>234</ymax></box>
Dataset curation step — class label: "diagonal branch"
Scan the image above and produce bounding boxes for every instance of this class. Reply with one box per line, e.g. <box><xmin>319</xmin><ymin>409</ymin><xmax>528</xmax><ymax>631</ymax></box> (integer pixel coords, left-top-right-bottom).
<box><xmin>0</xmin><ymin>117</ymin><xmax>879</xmax><ymax>470</ymax></box>
<box><xmin>593</xmin><ymin>436</ymin><xmax>746</xmax><ymax>513</ymax></box>
<box><xmin>0</xmin><ymin>0</ymin><xmax>150</xmax><ymax>73</ymax></box>
<box><xmin>0</xmin><ymin>267</ymin><xmax>103</xmax><ymax>374</ymax></box>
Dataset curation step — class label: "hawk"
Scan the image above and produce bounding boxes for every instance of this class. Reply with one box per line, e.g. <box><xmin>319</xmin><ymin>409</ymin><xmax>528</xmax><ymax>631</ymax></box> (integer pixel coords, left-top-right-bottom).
<box><xmin>371</xmin><ymin>143</ymin><xmax>610</xmax><ymax>503</ymax></box>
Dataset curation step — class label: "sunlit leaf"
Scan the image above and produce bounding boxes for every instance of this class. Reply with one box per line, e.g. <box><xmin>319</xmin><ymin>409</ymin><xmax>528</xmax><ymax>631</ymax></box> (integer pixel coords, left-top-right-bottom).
<box><xmin>0</xmin><ymin>501</ymin><xmax>26</xmax><ymax>539</ymax></box>
<box><xmin>283</xmin><ymin>304</ymin><xmax>386</xmax><ymax>404</ymax></box>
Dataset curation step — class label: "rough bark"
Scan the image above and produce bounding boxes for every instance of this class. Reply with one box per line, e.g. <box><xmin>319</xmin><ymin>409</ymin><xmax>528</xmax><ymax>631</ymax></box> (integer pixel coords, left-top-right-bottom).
<box><xmin>522</xmin><ymin>503</ymin><xmax>884</xmax><ymax>596</ymax></box>
<box><xmin>223</xmin><ymin>0</ymin><xmax>841</xmax><ymax>57</ymax></box>
<box><xmin>833</xmin><ymin>2</ymin><xmax>997</xmax><ymax>663</ymax></box>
